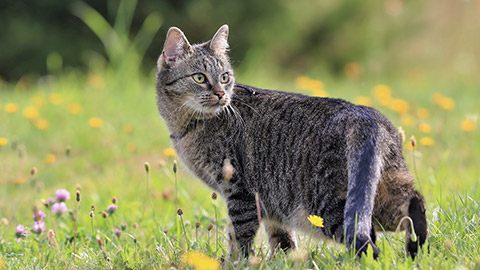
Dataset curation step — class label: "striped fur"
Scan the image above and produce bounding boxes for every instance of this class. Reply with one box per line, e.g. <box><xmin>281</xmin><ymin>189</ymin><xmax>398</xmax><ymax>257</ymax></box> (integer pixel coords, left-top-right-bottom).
<box><xmin>156</xmin><ymin>25</ymin><xmax>427</xmax><ymax>259</ymax></box>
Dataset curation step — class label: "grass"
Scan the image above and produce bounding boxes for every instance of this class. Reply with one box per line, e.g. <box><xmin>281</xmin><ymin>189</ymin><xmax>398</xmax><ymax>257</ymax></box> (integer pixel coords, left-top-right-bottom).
<box><xmin>0</xmin><ymin>67</ymin><xmax>479</xmax><ymax>269</ymax></box>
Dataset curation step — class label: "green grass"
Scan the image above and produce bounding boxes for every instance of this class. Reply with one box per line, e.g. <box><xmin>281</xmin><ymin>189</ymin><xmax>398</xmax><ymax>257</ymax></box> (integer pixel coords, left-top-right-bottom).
<box><xmin>0</xmin><ymin>68</ymin><xmax>479</xmax><ymax>269</ymax></box>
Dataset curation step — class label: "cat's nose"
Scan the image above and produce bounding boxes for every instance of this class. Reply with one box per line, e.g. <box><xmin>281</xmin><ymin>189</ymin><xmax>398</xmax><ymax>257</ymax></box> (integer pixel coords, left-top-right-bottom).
<box><xmin>214</xmin><ymin>91</ymin><xmax>225</xmax><ymax>99</ymax></box>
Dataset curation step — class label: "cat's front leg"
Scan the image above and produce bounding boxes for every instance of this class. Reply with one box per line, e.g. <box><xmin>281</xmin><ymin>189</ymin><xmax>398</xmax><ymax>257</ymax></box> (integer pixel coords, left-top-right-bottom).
<box><xmin>226</xmin><ymin>187</ymin><xmax>259</xmax><ymax>258</ymax></box>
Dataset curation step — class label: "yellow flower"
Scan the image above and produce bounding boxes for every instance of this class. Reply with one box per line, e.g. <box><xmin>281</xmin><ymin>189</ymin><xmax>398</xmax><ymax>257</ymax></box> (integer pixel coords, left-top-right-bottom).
<box><xmin>124</xmin><ymin>125</ymin><xmax>134</xmax><ymax>134</ymax></box>
<box><xmin>416</xmin><ymin>108</ymin><xmax>430</xmax><ymax>119</ymax></box>
<box><xmin>88</xmin><ymin>73</ymin><xmax>105</xmax><ymax>90</ymax></box>
<box><xmin>0</xmin><ymin>257</ymin><xmax>4</xmax><ymax>269</ymax></box>
<box><xmin>295</xmin><ymin>76</ymin><xmax>328</xmax><ymax>97</ymax></box>
<box><xmin>418</xmin><ymin>122</ymin><xmax>431</xmax><ymax>133</ymax></box>
<box><xmin>432</xmin><ymin>93</ymin><xmax>455</xmax><ymax>111</ymax></box>
<box><xmin>460</xmin><ymin>119</ymin><xmax>475</xmax><ymax>132</ymax></box>
<box><xmin>35</xmin><ymin>119</ymin><xmax>49</xmax><ymax>130</ymax></box>
<box><xmin>163</xmin><ymin>148</ymin><xmax>176</xmax><ymax>157</ymax></box>
<box><xmin>372</xmin><ymin>84</ymin><xmax>392</xmax><ymax>106</ymax></box>
<box><xmin>5</xmin><ymin>103</ymin><xmax>19</xmax><ymax>113</ymax></box>
<box><xmin>343</xmin><ymin>62</ymin><xmax>362</xmax><ymax>80</ymax></box>
<box><xmin>127</xmin><ymin>143</ymin><xmax>137</xmax><ymax>152</ymax></box>
<box><xmin>354</xmin><ymin>96</ymin><xmax>372</xmax><ymax>107</ymax></box>
<box><xmin>400</xmin><ymin>114</ymin><xmax>415</xmax><ymax>127</ymax></box>
<box><xmin>0</xmin><ymin>137</ymin><xmax>8</xmax><ymax>147</ymax></box>
<box><xmin>185</xmin><ymin>251</ymin><xmax>220</xmax><ymax>270</ymax></box>
<box><xmin>69</xmin><ymin>103</ymin><xmax>82</xmax><ymax>115</ymax></box>
<box><xmin>12</xmin><ymin>178</ymin><xmax>27</xmax><ymax>185</ymax></box>
<box><xmin>420</xmin><ymin>137</ymin><xmax>434</xmax><ymax>146</ymax></box>
<box><xmin>49</xmin><ymin>93</ymin><xmax>62</xmax><ymax>105</ymax></box>
<box><xmin>388</xmin><ymin>98</ymin><xmax>409</xmax><ymax>114</ymax></box>
<box><xmin>89</xmin><ymin>117</ymin><xmax>103</xmax><ymax>128</ymax></box>
<box><xmin>31</xmin><ymin>96</ymin><xmax>45</xmax><ymax>108</ymax></box>
<box><xmin>307</xmin><ymin>215</ymin><xmax>324</xmax><ymax>227</ymax></box>
<box><xmin>23</xmin><ymin>106</ymin><xmax>39</xmax><ymax>120</ymax></box>
<box><xmin>45</xmin><ymin>154</ymin><xmax>56</xmax><ymax>164</ymax></box>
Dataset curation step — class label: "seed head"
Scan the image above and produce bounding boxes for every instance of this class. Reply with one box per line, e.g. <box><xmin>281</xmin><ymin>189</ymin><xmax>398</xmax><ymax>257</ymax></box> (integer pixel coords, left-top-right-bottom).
<box><xmin>173</xmin><ymin>160</ymin><xmax>177</xmax><ymax>173</ymax></box>
<box><xmin>76</xmin><ymin>184</ymin><xmax>81</xmax><ymax>190</ymax></box>
<box><xmin>91</xmin><ymin>204</ymin><xmax>95</xmax><ymax>211</ymax></box>
<box><xmin>410</xmin><ymin>135</ymin><xmax>417</xmax><ymax>148</ymax></box>
<box><xmin>163</xmin><ymin>228</ymin><xmax>168</xmax><ymax>234</ymax></box>
<box><xmin>133</xmin><ymin>222</ymin><xmax>138</xmax><ymax>229</ymax></box>
<box><xmin>112</xmin><ymin>197</ymin><xmax>117</xmax><ymax>204</ymax></box>
<box><xmin>30</xmin><ymin>167</ymin><xmax>37</xmax><ymax>176</ymax></box>
<box><xmin>398</xmin><ymin>127</ymin><xmax>406</xmax><ymax>143</ymax></box>
<box><xmin>195</xmin><ymin>222</ymin><xmax>200</xmax><ymax>228</ymax></box>
<box><xmin>222</xmin><ymin>159</ymin><xmax>234</xmax><ymax>181</ymax></box>
<box><xmin>89</xmin><ymin>211</ymin><xmax>95</xmax><ymax>218</ymax></box>
<box><xmin>46</xmin><ymin>230</ymin><xmax>56</xmax><ymax>246</ymax></box>
<box><xmin>144</xmin><ymin>162</ymin><xmax>150</xmax><ymax>173</ymax></box>
<box><xmin>102</xmin><ymin>211</ymin><xmax>108</xmax><ymax>218</ymax></box>
<box><xmin>97</xmin><ymin>236</ymin><xmax>104</xmax><ymax>246</ymax></box>
<box><xmin>207</xmin><ymin>224</ymin><xmax>213</xmax><ymax>231</ymax></box>
<box><xmin>177</xmin><ymin>208</ymin><xmax>183</xmax><ymax>215</ymax></box>
<box><xmin>66</xmin><ymin>146</ymin><xmax>71</xmax><ymax>156</ymax></box>
<box><xmin>211</xmin><ymin>192</ymin><xmax>217</xmax><ymax>200</ymax></box>
<box><xmin>76</xmin><ymin>190</ymin><xmax>81</xmax><ymax>202</ymax></box>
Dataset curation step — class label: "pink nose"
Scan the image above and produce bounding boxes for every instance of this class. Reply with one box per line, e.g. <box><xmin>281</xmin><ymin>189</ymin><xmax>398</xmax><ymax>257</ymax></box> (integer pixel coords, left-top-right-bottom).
<box><xmin>214</xmin><ymin>91</ymin><xmax>225</xmax><ymax>99</ymax></box>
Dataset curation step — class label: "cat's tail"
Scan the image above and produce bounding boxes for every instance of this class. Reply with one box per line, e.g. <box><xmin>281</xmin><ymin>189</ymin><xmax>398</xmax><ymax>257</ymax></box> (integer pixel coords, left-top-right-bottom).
<box><xmin>343</xmin><ymin>117</ymin><xmax>383</xmax><ymax>258</ymax></box>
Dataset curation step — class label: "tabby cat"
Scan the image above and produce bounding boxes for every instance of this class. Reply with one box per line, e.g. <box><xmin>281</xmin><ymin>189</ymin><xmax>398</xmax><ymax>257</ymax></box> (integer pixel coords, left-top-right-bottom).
<box><xmin>155</xmin><ymin>25</ymin><xmax>427</xmax><ymax>259</ymax></box>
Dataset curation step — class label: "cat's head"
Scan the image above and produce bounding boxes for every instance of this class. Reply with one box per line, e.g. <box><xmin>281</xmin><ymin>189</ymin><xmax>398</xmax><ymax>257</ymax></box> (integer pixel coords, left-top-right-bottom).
<box><xmin>156</xmin><ymin>25</ymin><xmax>234</xmax><ymax>119</ymax></box>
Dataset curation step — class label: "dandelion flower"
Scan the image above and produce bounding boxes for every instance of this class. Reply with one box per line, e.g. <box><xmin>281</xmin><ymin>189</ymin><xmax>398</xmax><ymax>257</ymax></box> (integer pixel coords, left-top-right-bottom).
<box><xmin>420</xmin><ymin>137</ymin><xmax>434</xmax><ymax>146</ymax></box>
<box><xmin>88</xmin><ymin>117</ymin><xmax>103</xmax><ymax>128</ymax></box>
<box><xmin>343</xmin><ymin>62</ymin><xmax>362</xmax><ymax>80</ymax></box>
<box><xmin>432</xmin><ymin>93</ymin><xmax>455</xmax><ymax>111</ymax></box>
<box><xmin>35</xmin><ymin>119</ymin><xmax>49</xmax><ymax>130</ymax></box>
<box><xmin>418</xmin><ymin>122</ymin><xmax>432</xmax><ymax>133</ymax></box>
<box><xmin>45</xmin><ymin>154</ymin><xmax>56</xmax><ymax>164</ymax></box>
<box><xmin>307</xmin><ymin>215</ymin><xmax>324</xmax><ymax>227</ymax></box>
<box><xmin>68</xmin><ymin>103</ymin><xmax>82</xmax><ymax>115</ymax></box>
<box><xmin>49</xmin><ymin>93</ymin><xmax>62</xmax><ymax>105</ymax></box>
<box><xmin>163</xmin><ymin>148</ymin><xmax>176</xmax><ymax>157</ymax></box>
<box><xmin>416</xmin><ymin>108</ymin><xmax>430</xmax><ymax>119</ymax></box>
<box><xmin>51</xmin><ymin>202</ymin><xmax>68</xmax><ymax>215</ymax></box>
<box><xmin>389</xmin><ymin>98</ymin><xmax>409</xmax><ymax>114</ymax></box>
<box><xmin>372</xmin><ymin>85</ymin><xmax>392</xmax><ymax>106</ymax></box>
<box><xmin>354</xmin><ymin>96</ymin><xmax>372</xmax><ymax>107</ymax></box>
<box><xmin>55</xmin><ymin>189</ymin><xmax>70</xmax><ymax>201</ymax></box>
<box><xmin>185</xmin><ymin>251</ymin><xmax>220</xmax><ymax>270</ymax></box>
<box><xmin>461</xmin><ymin>119</ymin><xmax>475</xmax><ymax>132</ymax></box>
<box><xmin>127</xmin><ymin>143</ymin><xmax>137</xmax><ymax>152</ymax></box>
<box><xmin>22</xmin><ymin>106</ymin><xmax>39</xmax><ymax>119</ymax></box>
<box><xmin>0</xmin><ymin>137</ymin><xmax>8</xmax><ymax>147</ymax></box>
<box><xmin>88</xmin><ymin>73</ymin><xmax>105</xmax><ymax>89</ymax></box>
<box><xmin>124</xmin><ymin>125</ymin><xmax>134</xmax><ymax>134</ymax></box>
<box><xmin>5</xmin><ymin>103</ymin><xmax>19</xmax><ymax>113</ymax></box>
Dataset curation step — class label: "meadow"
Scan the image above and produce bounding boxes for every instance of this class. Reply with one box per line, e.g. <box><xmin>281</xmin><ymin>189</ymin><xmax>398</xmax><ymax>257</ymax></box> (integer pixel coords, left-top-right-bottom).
<box><xmin>0</xmin><ymin>62</ymin><xmax>479</xmax><ymax>269</ymax></box>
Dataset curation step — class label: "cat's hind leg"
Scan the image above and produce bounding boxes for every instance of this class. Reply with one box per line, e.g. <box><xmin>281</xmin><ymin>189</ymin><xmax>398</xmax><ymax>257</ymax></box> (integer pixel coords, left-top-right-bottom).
<box><xmin>344</xmin><ymin>122</ymin><xmax>382</xmax><ymax>258</ymax></box>
<box><xmin>264</xmin><ymin>223</ymin><xmax>296</xmax><ymax>254</ymax></box>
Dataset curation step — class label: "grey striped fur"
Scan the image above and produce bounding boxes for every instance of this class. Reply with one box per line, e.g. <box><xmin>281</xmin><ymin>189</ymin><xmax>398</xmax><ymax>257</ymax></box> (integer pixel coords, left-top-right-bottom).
<box><xmin>156</xmin><ymin>25</ymin><xmax>427</xmax><ymax>259</ymax></box>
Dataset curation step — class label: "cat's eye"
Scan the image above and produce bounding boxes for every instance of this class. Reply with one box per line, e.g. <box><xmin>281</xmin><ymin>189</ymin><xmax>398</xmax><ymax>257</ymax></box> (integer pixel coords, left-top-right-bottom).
<box><xmin>192</xmin><ymin>73</ymin><xmax>206</xmax><ymax>84</ymax></box>
<box><xmin>220</xmin><ymin>73</ymin><xmax>230</xmax><ymax>84</ymax></box>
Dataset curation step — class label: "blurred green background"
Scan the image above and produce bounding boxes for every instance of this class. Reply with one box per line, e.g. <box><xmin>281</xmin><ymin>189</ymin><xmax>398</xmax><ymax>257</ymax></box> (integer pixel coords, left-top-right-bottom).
<box><xmin>1</xmin><ymin>0</ymin><xmax>479</xmax><ymax>84</ymax></box>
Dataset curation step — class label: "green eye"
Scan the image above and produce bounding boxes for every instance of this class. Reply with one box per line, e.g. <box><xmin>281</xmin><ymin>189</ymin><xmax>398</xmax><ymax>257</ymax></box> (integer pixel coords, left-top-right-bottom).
<box><xmin>220</xmin><ymin>73</ymin><xmax>230</xmax><ymax>84</ymax></box>
<box><xmin>192</xmin><ymin>73</ymin><xmax>206</xmax><ymax>83</ymax></box>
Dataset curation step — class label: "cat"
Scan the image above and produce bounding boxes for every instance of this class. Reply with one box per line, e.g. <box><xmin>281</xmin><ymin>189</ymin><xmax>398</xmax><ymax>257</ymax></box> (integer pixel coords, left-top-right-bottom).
<box><xmin>155</xmin><ymin>25</ymin><xmax>427</xmax><ymax>259</ymax></box>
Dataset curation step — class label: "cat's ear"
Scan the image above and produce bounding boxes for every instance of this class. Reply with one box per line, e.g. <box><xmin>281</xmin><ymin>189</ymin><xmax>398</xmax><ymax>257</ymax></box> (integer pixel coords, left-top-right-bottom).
<box><xmin>159</xmin><ymin>27</ymin><xmax>191</xmax><ymax>68</ymax></box>
<box><xmin>209</xmin><ymin>24</ymin><xmax>229</xmax><ymax>55</ymax></box>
